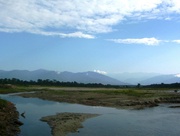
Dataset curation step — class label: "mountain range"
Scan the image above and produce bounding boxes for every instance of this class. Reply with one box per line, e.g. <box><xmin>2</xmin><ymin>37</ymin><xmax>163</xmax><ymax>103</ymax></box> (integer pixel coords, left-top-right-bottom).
<box><xmin>139</xmin><ymin>74</ymin><xmax>180</xmax><ymax>85</ymax></box>
<box><xmin>0</xmin><ymin>69</ymin><xmax>180</xmax><ymax>85</ymax></box>
<box><xmin>0</xmin><ymin>69</ymin><xmax>126</xmax><ymax>85</ymax></box>
<box><xmin>108</xmin><ymin>72</ymin><xmax>180</xmax><ymax>85</ymax></box>
<box><xmin>108</xmin><ymin>72</ymin><xmax>161</xmax><ymax>85</ymax></box>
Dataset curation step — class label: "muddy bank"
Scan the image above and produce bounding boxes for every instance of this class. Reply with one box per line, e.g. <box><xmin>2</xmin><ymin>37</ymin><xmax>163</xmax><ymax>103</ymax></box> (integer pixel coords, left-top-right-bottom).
<box><xmin>120</xmin><ymin>97</ymin><xmax>180</xmax><ymax>109</ymax></box>
<box><xmin>0</xmin><ymin>99</ymin><xmax>23</xmax><ymax>136</ymax></box>
<box><xmin>41</xmin><ymin>112</ymin><xmax>99</xmax><ymax>136</ymax></box>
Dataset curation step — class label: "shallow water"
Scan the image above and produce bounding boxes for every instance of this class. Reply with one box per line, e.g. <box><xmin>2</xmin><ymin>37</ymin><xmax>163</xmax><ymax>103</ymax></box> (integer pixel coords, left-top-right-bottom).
<box><xmin>1</xmin><ymin>94</ymin><xmax>180</xmax><ymax>136</ymax></box>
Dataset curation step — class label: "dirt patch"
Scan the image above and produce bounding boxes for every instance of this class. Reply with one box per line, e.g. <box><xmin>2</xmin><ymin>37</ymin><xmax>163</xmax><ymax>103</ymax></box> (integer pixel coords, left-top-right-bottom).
<box><xmin>41</xmin><ymin>112</ymin><xmax>99</xmax><ymax>136</ymax></box>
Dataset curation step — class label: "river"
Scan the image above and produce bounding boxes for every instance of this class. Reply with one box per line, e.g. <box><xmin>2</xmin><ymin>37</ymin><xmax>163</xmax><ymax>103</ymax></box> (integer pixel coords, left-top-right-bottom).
<box><xmin>1</xmin><ymin>93</ymin><xmax>180</xmax><ymax>136</ymax></box>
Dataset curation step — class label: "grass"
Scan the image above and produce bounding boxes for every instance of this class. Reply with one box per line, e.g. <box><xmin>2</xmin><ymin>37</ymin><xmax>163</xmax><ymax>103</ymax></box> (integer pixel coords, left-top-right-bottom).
<box><xmin>0</xmin><ymin>85</ymin><xmax>46</xmax><ymax>94</ymax></box>
<box><xmin>8</xmin><ymin>85</ymin><xmax>180</xmax><ymax>109</ymax></box>
<box><xmin>0</xmin><ymin>85</ymin><xmax>179</xmax><ymax>100</ymax></box>
<box><xmin>0</xmin><ymin>98</ymin><xmax>7</xmax><ymax>109</ymax></box>
<box><xmin>88</xmin><ymin>89</ymin><xmax>155</xmax><ymax>98</ymax></box>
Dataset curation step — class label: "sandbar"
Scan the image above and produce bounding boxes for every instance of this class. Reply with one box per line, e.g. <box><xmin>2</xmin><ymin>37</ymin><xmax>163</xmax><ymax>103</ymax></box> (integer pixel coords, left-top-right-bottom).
<box><xmin>41</xmin><ymin>112</ymin><xmax>99</xmax><ymax>136</ymax></box>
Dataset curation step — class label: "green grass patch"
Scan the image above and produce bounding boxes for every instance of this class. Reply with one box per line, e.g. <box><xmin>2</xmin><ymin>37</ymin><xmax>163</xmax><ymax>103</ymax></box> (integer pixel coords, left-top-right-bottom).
<box><xmin>0</xmin><ymin>85</ymin><xmax>43</xmax><ymax>94</ymax></box>
<box><xmin>0</xmin><ymin>87</ymin><xmax>26</xmax><ymax>94</ymax></box>
<box><xmin>0</xmin><ymin>99</ymin><xmax>8</xmax><ymax>109</ymax></box>
<box><xmin>121</xmin><ymin>90</ymin><xmax>155</xmax><ymax>97</ymax></box>
<box><xmin>89</xmin><ymin>89</ymin><xmax>155</xmax><ymax>98</ymax></box>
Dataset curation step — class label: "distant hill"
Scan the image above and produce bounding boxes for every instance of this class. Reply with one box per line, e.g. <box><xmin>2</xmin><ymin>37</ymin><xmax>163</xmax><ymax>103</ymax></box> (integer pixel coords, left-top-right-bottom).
<box><xmin>1</xmin><ymin>70</ymin><xmax>179</xmax><ymax>85</ymax></box>
<box><xmin>140</xmin><ymin>74</ymin><xmax>180</xmax><ymax>85</ymax></box>
<box><xmin>108</xmin><ymin>72</ymin><xmax>161</xmax><ymax>85</ymax></box>
<box><xmin>0</xmin><ymin>69</ymin><xmax>126</xmax><ymax>85</ymax></box>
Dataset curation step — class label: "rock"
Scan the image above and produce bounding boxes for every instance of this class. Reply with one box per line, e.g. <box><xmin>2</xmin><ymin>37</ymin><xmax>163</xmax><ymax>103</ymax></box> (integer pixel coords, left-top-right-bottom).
<box><xmin>14</xmin><ymin>120</ymin><xmax>24</xmax><ymax>126</ymax></box>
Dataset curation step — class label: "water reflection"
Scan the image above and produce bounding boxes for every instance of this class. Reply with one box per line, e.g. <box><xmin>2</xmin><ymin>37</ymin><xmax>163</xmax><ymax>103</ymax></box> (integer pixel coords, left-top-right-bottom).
<box><xmin>1</xmin><ymin>94</ymin><xmax>180</xmax><ymax>136</ymax></box>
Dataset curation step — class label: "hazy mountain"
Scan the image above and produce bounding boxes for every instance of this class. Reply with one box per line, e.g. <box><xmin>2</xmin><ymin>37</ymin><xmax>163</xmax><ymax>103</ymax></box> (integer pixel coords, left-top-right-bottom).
<box><xmin>140</xmin><ymin>74</ymin><xmax>180</xmax><ymax>85</ymax></box>
<box><xmin>108</xmin><ymin>72</ymin><xmax>161</xmax><ymax>85</ymax></box>
<box><xmin>1</xmin><ymin>70</ymin><xmax>179</xmax><ymax>85</ymax></box>
<box><xmin>0</xmin><ymin>69</ymin><xmax>126</xmax><ymax>85</ymax></box>
<box><xmin>0</xmin><ymin>69</ymin><xmax>59</xmax><ymax>81</ymax></box>
<box><xmin>60</xmin><ymin>71</ymin><xmax>127</xmax><ymax>85</ymax></box>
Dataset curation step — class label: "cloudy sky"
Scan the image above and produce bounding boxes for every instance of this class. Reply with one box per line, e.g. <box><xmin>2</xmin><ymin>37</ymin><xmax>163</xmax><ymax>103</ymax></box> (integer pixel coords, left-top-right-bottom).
<box><xmin>1</xmin><ymin>0</ymin><xmax>180</xmax><ymax>74</ymax></box>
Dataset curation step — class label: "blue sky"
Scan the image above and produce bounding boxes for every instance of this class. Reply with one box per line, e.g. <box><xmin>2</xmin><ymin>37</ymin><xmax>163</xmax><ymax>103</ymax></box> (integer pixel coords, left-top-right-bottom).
<box><xmin>1</xmin><ymin>0</ymin><xmax>180</xmax><ymax>75</ymax></box>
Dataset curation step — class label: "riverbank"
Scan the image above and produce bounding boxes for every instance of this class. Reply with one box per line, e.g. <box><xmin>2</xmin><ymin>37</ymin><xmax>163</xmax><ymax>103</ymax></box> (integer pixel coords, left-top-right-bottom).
<box><xmin>41</xmin><ymin>112</ymin><xmax>99</xmax><ymax>136</ymax></box>
<box><xmin>18</xmin><ymin>87</ymin><xmax>180</xmax><ymax>109</ymax></box>
<box><xmin>0</xmin><ymin>99</ymin><xmax>23</xmax><ymax>136</ymax></box>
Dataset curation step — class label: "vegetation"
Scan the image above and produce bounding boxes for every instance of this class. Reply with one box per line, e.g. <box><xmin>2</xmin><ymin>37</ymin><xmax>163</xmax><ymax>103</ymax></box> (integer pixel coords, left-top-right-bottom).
<box><xmin>0</xmin><ymin>99</ymin><xmax>22</xmax><ymax>136</ymax></box>
<box><xmin>145</xmin><ymin>82</ymin><xmax>180</xmax><ymax>88</ymax></box>
<box><xmin>0</xmin><ymin>78</ymin><xmax>180</xmax><ymax>89</ymax></box>
<box><xmin>0</xmin><ymin>98</ymin><xmax>7</xmax><ymax>109</ymax></box>
<box><xmin>0</xmin><ymin>78</ymin><xmax>124</xmax><ymax>88</ymax></box>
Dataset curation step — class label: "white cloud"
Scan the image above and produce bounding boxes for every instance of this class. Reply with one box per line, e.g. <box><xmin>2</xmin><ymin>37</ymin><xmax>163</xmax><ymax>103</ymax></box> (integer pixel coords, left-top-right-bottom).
<box><xmin>172</xmin><ymin>40</ymin><xmax>180</xmax><ymax>44</ymax></box>
<box><xmin>108</xmin><ymin>38</ymin><xmax>161</xmax><ymax>46</ymax></box>
<box><xmin>167</xmin><ymin>0</ymin><xmax>180</xmax><ymax>13</ymax></box>
<box><xmin>32</xmin><ymin>30</ymin><xmax>95</xmax><ymax>39</ymax></box>
<box><xmin>1</xmin><ymin>0</ymin><xmax>180</xmax><ymax>38</ymax></box>
<box><xmin>60</xmin><ymin>32</ymin><xmax>95</xmax><ymax>39</ymax></box>
<box><xmin>175</xmin><ymin>73</ymin><xmax>180</xmax><ymax>77</ymax></box>
<box><xmin>94</xmin><ymin>70</ymin><xmax>107</xmax><ymax>75</ymax></box>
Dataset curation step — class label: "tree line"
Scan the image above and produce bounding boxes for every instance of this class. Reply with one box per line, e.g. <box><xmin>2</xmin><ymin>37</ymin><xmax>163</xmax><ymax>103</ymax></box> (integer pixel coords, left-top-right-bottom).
<box><xmin>145</xmin><ymin>82</ymin><xmax>180</xmax><ymax>88</ymax></box>
<box><xmin>0</xmin><ymin>78</ymin><xmax>180</xmax><ymax>88</ymax></box>
<box><xmin>0</xmin><ymin>78</ymin><xmax>124</xmax><ymax>88</ymax></box>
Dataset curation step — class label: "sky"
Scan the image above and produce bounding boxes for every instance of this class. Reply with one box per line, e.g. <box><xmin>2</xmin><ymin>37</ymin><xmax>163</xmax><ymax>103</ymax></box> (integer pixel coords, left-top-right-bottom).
<box><xmin>1</xmin><ymin>0</ymin><xmax>180</xmax><ymax>75</ymax></box>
